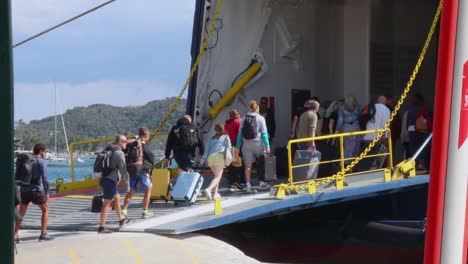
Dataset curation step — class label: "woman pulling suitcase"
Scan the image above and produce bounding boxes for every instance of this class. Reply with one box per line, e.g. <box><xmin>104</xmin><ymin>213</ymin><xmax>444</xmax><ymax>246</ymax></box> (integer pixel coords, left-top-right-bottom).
<box><xmin>199</xmin><ymin>123</ymin><xmax>232</xmax><ymax>200</ymax></box>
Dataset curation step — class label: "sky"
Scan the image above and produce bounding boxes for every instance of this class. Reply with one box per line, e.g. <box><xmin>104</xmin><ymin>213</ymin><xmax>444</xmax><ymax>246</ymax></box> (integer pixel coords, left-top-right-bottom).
<box><xmin>12</xmin><ymin>0</ymin><xmax>196</xmax><ymax>122</ymax></box>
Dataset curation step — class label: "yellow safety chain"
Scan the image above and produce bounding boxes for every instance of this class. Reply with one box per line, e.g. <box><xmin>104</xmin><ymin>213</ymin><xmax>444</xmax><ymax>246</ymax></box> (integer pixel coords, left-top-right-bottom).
<box><xmin>151</xmin><ymin>0</ymin><xmax>224</xmax><ymax>138</ymax></box>
<box><xmin>283</xmin><ymin>0</ymin><xmax>443</xmax><ymax>192</ymax></box>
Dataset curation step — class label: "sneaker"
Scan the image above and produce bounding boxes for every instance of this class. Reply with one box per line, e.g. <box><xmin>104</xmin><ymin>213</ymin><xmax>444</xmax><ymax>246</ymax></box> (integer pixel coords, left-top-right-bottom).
<box><xmin>259</xmin><ymin>181</ymin><xmax>271</xmax><ymax>188</ymax></box>
<box><xmin>38</xmin><ymin>233</ymin><xmax>54</xmax><ymax>241</ymax></box>
<box><xmin>97</xmin><ymin>227</ymin><xmax>112</xmax><ymax>234</ymax></box>
<box><xmin>229</xmin><ymin>185</ymin><xmax>240</xmax><ymax>192</ymax></box>
<box><xmin>142</xmin><ymin>211</ymin><xmax>154</xmax><ymax>219</ymax></box>
<box><xmin>121</xmin><ymin>209</ymin><xmax>128</xmax><ymax>217</ymax></box>
<box><xmin>214</xmin><ymin>193</ymin><xmax>222</xmax><ymax>199</ymax></box>
<box><xmin>245</xmin><ymin>187</ymin><xmax>257</xmax><ymax>194</ymax></box>
<box><xmin>204</xmin><ymin>188</ymin><xmax>213</xmax><ymax>200</ymax></box>
<box><xmin>119</xmin><ymin>216</ymin><xmax>131</xmax><ymax>227</ymax></box>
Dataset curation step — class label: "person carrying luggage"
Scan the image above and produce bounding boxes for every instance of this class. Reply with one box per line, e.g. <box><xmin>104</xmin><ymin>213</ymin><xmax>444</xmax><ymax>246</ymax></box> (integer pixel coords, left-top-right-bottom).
<box><xmin>236</xmin><ymin>101</ymin><xmax>270</xmax><ymax>193</ymax></box>
<box><xmin>14</xmin><ymin>143</ymin><xmax>54</xmax><ymax>242</ymax></box>
<box><xmin>97</xmin><ymin>135</ymin><xmax>131</xmax><ymax>234</ymax></box>
<box><xmin>122</xmin><ymin>127</ymin><xmax>155</xmax><ymax>219</ymax></box>
<box><xmin>165</xmin><ymin>115</ymin><xmax>204</xmax><ymax>173</ymax></box>
<box><xmin>296</xmin><ymin>99</ymin><xmax>320</xmax><ymax>150</ymax></box>
<box><xmin>199</xmin><ymin>123</ymin><xmax>232</xmax><ymax>200</ymax></box>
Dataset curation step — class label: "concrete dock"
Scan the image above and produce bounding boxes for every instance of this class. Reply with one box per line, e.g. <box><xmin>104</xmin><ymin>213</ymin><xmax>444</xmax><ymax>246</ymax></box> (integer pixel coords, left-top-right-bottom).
<box><xmin>15</xmin><ymin>230</ymin><xmax>261</xmax><ymax>264</ymax></box>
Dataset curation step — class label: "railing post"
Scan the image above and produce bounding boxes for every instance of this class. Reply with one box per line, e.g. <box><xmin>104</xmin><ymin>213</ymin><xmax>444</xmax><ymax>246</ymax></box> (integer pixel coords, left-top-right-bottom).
<box><xmin>339</xmin><ymin>135</ymin><xmax>345</xmax><ymax>171</ymax></box>
<box><xmin>387</xmin><ymin>129</ymin><xmax>393</xmax><ymax>168</ymax></box>
<box><xmin>0</xmin><ymin>0</ymin><xmax>15</xmax><ymax>262</ymax></box>
<box><xmin>287</xmin><ymin>141</ymin><xmax>294</xmax><ymax>186</ymax></box>
<box><xmin>69</xmin><ymin>143</ymin><xmax>75</xmax><ymax>182</ymax></box>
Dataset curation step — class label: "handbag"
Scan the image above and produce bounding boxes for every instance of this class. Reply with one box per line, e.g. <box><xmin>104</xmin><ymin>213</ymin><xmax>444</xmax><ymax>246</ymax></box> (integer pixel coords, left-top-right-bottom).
<box><xmin>224</xmin><ymin>147</ymin><xmax>233</xmax><ymax>167</ymax></box>
<box><xmin>91</xmin><ymin>186</ymin><xmax>114</xmax><ymax>213</ymax></box>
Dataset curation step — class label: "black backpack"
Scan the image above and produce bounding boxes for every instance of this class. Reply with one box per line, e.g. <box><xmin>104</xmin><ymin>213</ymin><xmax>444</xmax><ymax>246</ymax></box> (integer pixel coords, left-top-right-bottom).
<box><xmin>124</xmin><ymin>140</ymin><xmax>141</xmax><ymax>165</ymax></box>
<box><xmin>242</xmin><ymin>115</ymin><xmax>258</xmax><ymax>140</ymax></box>
<box><xmin>15</xmin><ymin>153</ymin><xmax>37</xmax><ymax>186</ymax></box>
<box><xmin>93</xmin><ymin>149</ymin><xmax>114</xmax><ymax>176</ymax></box>
<box><xmin>176</xmin><ymin>123</ymin><xmax>198</xmax><ymax>149</ymax></box>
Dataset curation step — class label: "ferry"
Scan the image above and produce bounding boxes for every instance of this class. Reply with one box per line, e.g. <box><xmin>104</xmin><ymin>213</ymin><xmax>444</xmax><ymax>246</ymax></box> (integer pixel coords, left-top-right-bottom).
<box><xmin>5</xmin><ymin>0</ymin><xmax>467</xmax><ymax>263</ymax></box>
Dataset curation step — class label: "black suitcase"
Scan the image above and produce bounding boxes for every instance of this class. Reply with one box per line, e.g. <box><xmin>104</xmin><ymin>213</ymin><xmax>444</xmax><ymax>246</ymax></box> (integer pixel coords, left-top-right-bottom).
<box><xmin>292</xmin><ymin>150</ymin><xmax>321</xmax><ymax>182</ymax></box>
<box><xmin>257</xmin><ymin>154</ymin><xmax>277</xmax><ymax>182</ymax></box>
<box><xmin>316</xmin><ymin>140</ymin><xmax>340</xmax><ymax>177</ymax></box>
<box><xmin>274</xmin><ymin>147</ymin><xmax>289</xmax><ymax>178</ymax></box>
<box><xmin>91</xmin><ymin>195</ymin><xmax>103</xmax><ymax>213</ymax></box>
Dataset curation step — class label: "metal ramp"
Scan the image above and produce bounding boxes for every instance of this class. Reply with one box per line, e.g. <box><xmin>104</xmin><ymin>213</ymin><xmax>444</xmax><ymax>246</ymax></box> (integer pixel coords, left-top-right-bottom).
<box><xmin>20</xmin><ymin>172</ymin><xmax>428</xmax><ymax>235</ymax></box>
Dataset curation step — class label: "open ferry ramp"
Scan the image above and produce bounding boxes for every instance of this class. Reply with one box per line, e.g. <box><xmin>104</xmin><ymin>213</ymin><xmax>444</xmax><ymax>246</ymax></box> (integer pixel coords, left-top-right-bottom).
<box><xmin>19</xmin><ymin>172</ymin><xmax>429</xmax><ymax>235</ymax></box>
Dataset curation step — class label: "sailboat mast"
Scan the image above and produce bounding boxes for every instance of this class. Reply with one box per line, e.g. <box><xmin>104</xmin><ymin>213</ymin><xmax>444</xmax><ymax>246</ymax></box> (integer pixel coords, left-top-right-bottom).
<box><xmin>54</xmin><ymin>82</ymin><xmax>58</xmax><ymax>156</ymax></box>
<box><xmin>60</xmin><ymin>110</ymin><xmax>70</xmax><ymax>158</ymax></box>
<box><xmin>56</xmin><ymin>85</ymin><xmax>71</xmax><ymax>158</ymax></box>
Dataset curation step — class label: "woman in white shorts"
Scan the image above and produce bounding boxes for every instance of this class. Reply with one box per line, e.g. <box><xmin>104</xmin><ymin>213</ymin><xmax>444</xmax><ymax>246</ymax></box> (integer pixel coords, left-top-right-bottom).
<box><xmin>236</xmin><ymin>101</ymin><xmax>271</xmax><ymax>193</ymax></box>
<box><xmin>200</xmin><ymin>123</ymin><xmax>231</xmax><ymax>200</ymax></box>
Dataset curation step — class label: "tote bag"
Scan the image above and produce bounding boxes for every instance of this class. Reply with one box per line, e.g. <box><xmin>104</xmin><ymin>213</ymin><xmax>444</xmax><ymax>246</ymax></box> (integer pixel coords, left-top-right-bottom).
<box><xmin>224</xmin><ymin>147</ymin><xmax>233</xmax><ymax>166</ymax></box>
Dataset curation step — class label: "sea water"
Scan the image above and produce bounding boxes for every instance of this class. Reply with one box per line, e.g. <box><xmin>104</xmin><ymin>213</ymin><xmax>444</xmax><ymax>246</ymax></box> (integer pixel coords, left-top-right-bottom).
<box><xmin>47</xmin><ymin>156</ymin><xmax>168</xmax><ymax>183</ymax></box>
<box><xmin>48</xmin><ymin>159</ymin><xmax>95</xmax><ymax>183</ymax></box>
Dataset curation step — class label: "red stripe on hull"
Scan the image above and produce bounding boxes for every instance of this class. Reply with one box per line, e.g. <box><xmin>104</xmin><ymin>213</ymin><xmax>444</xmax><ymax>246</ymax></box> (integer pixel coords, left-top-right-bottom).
<box><xmin>425</xmin><ymin>0</ymin><xmax>460</xmax><ymax>263</ymax></box>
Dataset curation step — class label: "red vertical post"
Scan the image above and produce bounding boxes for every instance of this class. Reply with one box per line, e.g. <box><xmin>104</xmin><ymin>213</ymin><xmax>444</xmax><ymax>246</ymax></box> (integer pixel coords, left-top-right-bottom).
<box><xmin>424</xmin><ymin>0</ymin><xmax>460</xmax><ymax>263</ymax></box>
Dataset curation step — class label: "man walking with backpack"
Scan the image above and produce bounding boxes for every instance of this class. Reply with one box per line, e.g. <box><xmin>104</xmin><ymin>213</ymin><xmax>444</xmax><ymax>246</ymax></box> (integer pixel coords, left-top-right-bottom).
<box><xmin>165</xmin><ymin>115</ymin><xmax>204</xmax><ymax>172</ymax></box>
<box><xmin>97</xmin><ymin>135</ymin><xmax>131</xmax><ymax>233</ymax></box>
<box><xmin>122</xmin><ymin>127</ymin><xmax>155</xmax><ymax>219</ymax></box>
<box><xmin>14</xmin><ymin>143</ymin><xmax>53</xmax><ymax>242</ymax></box>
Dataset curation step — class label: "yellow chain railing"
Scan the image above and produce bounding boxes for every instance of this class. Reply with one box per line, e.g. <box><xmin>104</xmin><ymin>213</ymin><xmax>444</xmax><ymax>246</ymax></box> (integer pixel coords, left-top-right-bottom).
<box><xmin>277</xmin><ymin>0</ymin><xmax>443</xmax><ymax>196</ymax></box>
<box><xmin>150</xmin><ymin>0</ymin><xmax>224</xmax><ymax>138</ymax></box>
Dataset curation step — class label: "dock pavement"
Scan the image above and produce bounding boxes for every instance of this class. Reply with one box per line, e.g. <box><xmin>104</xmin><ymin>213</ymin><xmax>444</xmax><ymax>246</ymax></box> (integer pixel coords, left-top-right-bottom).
<box><xmin>15</xmin><ymin>230</ymin><xmax>262</xmax><ymax>264</ymax></box>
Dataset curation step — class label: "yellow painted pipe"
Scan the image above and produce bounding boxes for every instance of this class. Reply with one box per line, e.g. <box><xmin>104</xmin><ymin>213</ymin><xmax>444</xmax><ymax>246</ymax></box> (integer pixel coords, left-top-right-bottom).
<box><xmin>207</xmin><ymin>62</ymin><xmax>262</xmax><ymax>120</ymax></box>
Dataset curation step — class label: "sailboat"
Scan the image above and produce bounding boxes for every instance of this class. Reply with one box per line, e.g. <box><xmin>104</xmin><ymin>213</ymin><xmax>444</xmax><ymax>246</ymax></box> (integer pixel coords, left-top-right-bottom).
<box><xmin>46</xmin><ymin>83</ymin><xmax>84</xmax><ymax>166</ymax></box>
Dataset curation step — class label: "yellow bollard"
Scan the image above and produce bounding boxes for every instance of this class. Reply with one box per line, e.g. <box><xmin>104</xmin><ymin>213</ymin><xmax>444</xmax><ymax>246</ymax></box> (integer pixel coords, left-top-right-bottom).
<box><xmin>308</xmin><ymin>181</ymin><xmax>316</xmax><ymax>194</ymax></box>
<box><xmin>214</xmin><ymin>198</ymin><xmax>223</xmax><ymax>215</ymax></box>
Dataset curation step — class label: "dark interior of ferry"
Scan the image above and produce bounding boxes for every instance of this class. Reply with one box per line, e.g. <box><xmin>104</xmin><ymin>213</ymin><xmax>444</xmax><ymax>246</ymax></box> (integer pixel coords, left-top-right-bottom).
<box><xmin>197</xmin><ymin>0</ymin><xmax>440</xmax><ymax>263</ymax></box>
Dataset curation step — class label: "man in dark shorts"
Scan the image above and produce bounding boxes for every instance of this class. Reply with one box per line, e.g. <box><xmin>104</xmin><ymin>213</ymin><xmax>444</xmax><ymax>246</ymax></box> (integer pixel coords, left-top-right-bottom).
<box><xmin>122</xmin><ymin>127</ymin><xmax>155</xmax><ymax>219</ymax></box>
<box><xmin>14</xmin><ymin>143</ymin><xmax>53</xmax><ymax>242</ymax></box>
<box><xmin>98</xmin><ymin>135</ymin><xmax>131</xmax><ymax>233</ymax></box>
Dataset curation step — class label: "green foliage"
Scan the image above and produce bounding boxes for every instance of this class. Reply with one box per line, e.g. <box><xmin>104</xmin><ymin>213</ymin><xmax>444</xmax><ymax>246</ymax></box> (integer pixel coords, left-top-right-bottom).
<box><xmin>15</xmin><ymin>97</ymin><xmax>187</xmax><ymax>152</ymax></box>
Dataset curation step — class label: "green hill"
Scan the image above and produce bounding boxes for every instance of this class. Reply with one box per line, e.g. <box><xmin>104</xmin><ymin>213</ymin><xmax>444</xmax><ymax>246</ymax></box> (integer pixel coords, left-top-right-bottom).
<box><xmin>15</xmin><ymin>97</ymin><xmax>187</xmax><ymax>153</ymax></box>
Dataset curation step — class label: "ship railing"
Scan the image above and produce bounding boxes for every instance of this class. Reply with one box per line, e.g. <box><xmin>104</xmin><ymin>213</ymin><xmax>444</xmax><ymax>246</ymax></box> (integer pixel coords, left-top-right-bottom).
<box><xmin>276</xmin><ymin>128</ymin><xmax>395</xmax><ymax>197</ymax></box>
<box><xmin>53</xmin><ymin>132</ymin><xmax>169</xmax><ymax>193</ymax></box>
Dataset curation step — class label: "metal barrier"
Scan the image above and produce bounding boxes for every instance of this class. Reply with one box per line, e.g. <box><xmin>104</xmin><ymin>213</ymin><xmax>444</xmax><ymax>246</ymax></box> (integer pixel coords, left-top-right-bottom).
<box><xmin>280</xmin><ymin>129</ymin><xmax>393</xmax><ymax>196</ymax></box>
<box><xmin>58</xmin><ymin>132</ymin><xmax>169</xmax><ymax>192</ymax></box>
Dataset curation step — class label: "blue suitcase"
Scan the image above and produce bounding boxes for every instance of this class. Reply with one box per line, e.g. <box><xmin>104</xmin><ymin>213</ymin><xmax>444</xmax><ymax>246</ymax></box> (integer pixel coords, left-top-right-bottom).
<box><xmin>171</xmin><ymin>172</ymin><xmax>204</xmax><ymax>206</ymax></box>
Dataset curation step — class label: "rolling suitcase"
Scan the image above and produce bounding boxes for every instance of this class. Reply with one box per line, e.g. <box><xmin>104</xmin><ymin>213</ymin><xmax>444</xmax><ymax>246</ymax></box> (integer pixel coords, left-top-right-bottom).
<box><xmin>274</xmin><ymin>147</ymin><xmax>289</xmax><ymax>178</ymax></box>
<box><xmin>257</xmin><ymin>154</ymin><xmax>277</xmax><ymax>182</ymax></box>
<box><xmin>292</xmin><ymin>149</ymin><xmax>321</xmax><ymax>182</ymax></box>
<box><xmin>150</xmin><ymin>162</ymin><xmax>172</xmax><ymax>203</ymax></box>
<box><xmin>171</xmin><ymin>171</ymin><xmax>204</xmax><ymax>206</ymax></box>
<box><xmin>316</xmin><ymin>140</ymin><xmax>340</xmax><ymax>177</ymax></box>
